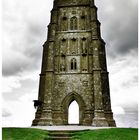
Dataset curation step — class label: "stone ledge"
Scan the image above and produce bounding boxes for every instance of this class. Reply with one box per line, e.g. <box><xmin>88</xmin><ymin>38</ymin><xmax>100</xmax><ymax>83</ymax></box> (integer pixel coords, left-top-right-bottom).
<box><xmin>31</xmin><ymin>125</ymin><xmax>114</xmax><ymax>131</ymax></box>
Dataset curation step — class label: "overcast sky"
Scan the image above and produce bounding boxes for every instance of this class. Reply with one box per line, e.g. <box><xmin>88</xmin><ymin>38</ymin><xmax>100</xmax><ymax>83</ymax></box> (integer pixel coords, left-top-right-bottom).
<box><xmin>2</xmin><ymin>0</ymin><xmax>138</xmax><ymax>127</ymax></box>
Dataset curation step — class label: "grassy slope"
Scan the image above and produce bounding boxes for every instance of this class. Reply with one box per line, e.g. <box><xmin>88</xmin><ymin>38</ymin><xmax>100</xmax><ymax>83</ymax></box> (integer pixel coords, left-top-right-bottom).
<box><xmin>2</xmin><ymin>128</ymin><xmax>49</xmax><ymax>140</ymax></box>
<box><xmin>2</xmin><ymin>128</ymin><xmax>138</xmax><ymax>140</ymax></box>
<box><xmin>72</xmin><ymin>128</ymin><xmax>138</xmax><ymax>140</ymax></box>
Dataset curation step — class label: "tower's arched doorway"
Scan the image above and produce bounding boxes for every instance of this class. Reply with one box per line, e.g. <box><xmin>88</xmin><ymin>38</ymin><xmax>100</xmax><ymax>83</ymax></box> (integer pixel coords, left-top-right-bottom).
<box><xmin>61</xmin><ymin>92</ymin><xmax>86</xmax><ymax>125</ymax></box>
<box><xmin>68</xmin><ymin>100</ymin><xmax>79</xmax><ymax>124</ymax></box>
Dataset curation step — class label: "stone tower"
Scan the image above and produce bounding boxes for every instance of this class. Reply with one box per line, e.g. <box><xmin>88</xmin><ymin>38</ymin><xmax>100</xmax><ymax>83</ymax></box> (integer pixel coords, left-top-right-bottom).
<box><xmin>32</xmin><ymin>0</ymin><xmax>116</xmax><ymax>127</ymax></box>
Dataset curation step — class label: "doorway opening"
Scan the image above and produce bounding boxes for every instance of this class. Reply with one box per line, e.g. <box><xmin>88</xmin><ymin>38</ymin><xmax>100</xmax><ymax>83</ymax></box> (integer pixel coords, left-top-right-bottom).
<box><xmin>68</xmin><ymin>100</ymin><xmax>79</xmax><ymax>124</ymax></box>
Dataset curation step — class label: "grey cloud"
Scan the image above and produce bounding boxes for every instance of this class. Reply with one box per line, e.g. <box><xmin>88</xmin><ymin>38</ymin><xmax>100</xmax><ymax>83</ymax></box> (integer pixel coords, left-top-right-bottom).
<box><xmin>2</xmin><ymin>48</ymin><xmax>42</xmax><ymax>77</ymax></box>
<box><xmin>121</xmin><ymin>75</ymin><xmax>138</xmax><ymax>89</ymax></box>
<box><xmin>123</xmin><ymin>103</ymin><xmax>138</xmax><ymax>112</ymax></box>
<box><xmin>2</xmin><ymin>108</ymin><xmax>12</xmax><ymax>117</ymax></box>
<box><xmin>2</xmin><ymin>0</ymin><xmax>50</xmax><ymax>77</ymax></box>
<box><xmin>2</xmin><ymin>21</ymin><xmax>44</xmax><ymax>76</ymax></box>
<box><xmin>3</xmin><ymin>78</ymin><xmax>39</xmax><ymax>101</ymax></box>
<box><xmin>97</xmin><ymin>0</ymin><xmax>138</xmax><ymax>58</ymax></box>
<box><xmin>27</xmin><ymin>20</ymin><xmax>47</xmax><ymax>38</ymax></box>
<box><xmin>114</xmin><ymin>111</ymin><xmax>138</xmax><ymax>128</ymax></box>
<box><xmin>23</xmin><ymin>22</ymin><xmax>46</xmax><ymax>59</ymax></box>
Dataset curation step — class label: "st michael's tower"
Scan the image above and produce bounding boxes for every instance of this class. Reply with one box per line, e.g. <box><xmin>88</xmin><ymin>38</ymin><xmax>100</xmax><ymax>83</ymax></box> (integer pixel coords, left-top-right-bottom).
<box><xmin>32</xmin><ymin>0</ymin><xmax>116</xmax><ymax>127</ymax></box>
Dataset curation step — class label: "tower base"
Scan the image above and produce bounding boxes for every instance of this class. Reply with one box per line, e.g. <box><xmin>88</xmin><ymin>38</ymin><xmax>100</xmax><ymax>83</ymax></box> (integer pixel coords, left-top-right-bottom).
<box><xmin>92</xmin><ymin>110</ymin><xmax>109</xmax><ymax>127</ymax></box>
<box><xmin>92</xmin><ymin>118</ymin><xmax>109</xmax><ymax>127</ymax></box>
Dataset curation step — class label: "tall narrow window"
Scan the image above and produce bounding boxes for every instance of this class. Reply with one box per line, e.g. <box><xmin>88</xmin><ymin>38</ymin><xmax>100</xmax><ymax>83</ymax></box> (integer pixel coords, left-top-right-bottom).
<box><xmin>61</xmin><ymin>16</ymin><xmax>67</xmax><ymax>31</ymax></box>
<box><xmin>81</xmin><ymin>11</ymin><xmax>86</xmax><ymax>30</ymax></box>
<box><xmin>71</xmin><ymin>58</ymin><xmax>77</xmax><ymax>70</ymax></box>
<box><xmin>82</xmin><ymin>38</ymin><xmax>87</xmax><ymax>54</ymax></box>
<box><xmin>70</xmin><ymin>17</ymin><xmax>77</xmax><ymax>30</ymax></box>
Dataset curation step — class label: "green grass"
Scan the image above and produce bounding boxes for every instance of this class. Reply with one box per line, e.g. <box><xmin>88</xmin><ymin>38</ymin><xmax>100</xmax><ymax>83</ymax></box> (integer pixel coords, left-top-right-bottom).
<box><xmin>2</xmin><ymin>128</ymin><xmax>138</xmax><ymax>140</ymax></box>
<box><xmin>72</xmin><ymin>128</ymin><xmax>138</xmax><ymax>140</ymax></box>
<box><xmin>2</xmin><ymin>128</ymin><xmax>49</xmax><ymax>140</ymax></box>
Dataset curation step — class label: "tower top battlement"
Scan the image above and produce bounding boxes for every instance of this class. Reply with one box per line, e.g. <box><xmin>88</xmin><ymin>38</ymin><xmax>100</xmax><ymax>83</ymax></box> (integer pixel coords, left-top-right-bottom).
<box><xmin>53</xmin><ymin>0</ymin><xmax>94</xmax><ymax>7</ymax></box>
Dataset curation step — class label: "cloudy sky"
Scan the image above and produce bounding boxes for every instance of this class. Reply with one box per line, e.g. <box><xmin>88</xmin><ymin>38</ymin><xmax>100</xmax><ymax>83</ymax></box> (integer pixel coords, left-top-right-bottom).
<box><xmin>2</xmin><ymin>0</ymin><xmax>138</xmax><ymax>127</ymax></box>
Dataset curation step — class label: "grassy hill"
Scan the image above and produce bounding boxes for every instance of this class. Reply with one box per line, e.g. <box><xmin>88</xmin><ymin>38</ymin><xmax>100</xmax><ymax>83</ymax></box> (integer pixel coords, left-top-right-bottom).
<box><xmin>2</xmin><ymin>128</ymin><xmax>49</xmax><ymax>140</ymax></box>
<box><xmin>72</xmin><ymin>128</ymin><xmax>138</xmax><ymax>140</ymax></box>
<box><xmin>2</xmin><ymin>128</ymin><xmax>138</xmax><ymax>140</ymax></box>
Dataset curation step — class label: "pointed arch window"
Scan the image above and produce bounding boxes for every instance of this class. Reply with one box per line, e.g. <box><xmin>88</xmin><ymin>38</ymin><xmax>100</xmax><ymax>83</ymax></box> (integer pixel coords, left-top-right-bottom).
<box><xmin>71</xmin><ymin>58</ymin><xmax>77</xmax><ymax>70</ymax></box>
<box><xmin>70</xmin><ymin>17</ymin><xmax>77</xmax><ymax>30</ymax></box>
<box><xmin>82</xmin><ymin>38</ymin><xmax>87</xmax><ymax>55</ymax></box>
